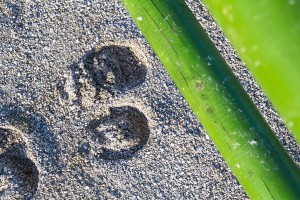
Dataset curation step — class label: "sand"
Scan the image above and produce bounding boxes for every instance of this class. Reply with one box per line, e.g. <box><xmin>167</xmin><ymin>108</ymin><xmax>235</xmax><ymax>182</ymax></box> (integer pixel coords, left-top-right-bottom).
<box><xmin>0</xmin><ymin>0</ymin><xmax>299</xmax><ymax>199</ymax></box>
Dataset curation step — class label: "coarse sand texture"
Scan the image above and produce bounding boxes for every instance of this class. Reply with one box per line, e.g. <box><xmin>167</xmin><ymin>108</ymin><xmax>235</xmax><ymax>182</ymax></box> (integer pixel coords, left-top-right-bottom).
<box><xmin>0</xmin><ymin>0</ymin><xmax>299</xmax><ymax>199</ymax></box>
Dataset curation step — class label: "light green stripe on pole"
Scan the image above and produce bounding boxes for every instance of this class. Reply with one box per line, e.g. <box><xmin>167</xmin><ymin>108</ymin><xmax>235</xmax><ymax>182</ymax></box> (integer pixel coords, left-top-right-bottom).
<box><xmin>121</xmin><ymin>0</ymin><xmax>300</xmax><ymax>199</ymax></box>
<box><xmin>202</xmin><ymin>0</ymin><xmax>300</xmax><ymax>144</ymax></box>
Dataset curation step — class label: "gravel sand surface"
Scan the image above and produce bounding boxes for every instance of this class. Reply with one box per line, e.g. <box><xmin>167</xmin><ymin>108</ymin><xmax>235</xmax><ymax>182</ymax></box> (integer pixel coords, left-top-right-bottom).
<box><xmin>0</xmin><ymin>0</ymin><xmax>299</xmax><ymax>199</ymax></box>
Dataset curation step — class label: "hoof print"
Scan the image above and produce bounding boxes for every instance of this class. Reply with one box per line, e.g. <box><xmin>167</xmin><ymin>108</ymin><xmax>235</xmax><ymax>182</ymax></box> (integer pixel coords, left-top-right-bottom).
<box><xmin>88</xmin><ymin>106</ymin><xmax>150</xmax><ymax>160</ymax></box>
<box><xmin>72</xmin><ymin>45</ymin><xmax>147</xmax><ymax>103</ymax></box>
<box><xmin>0</xmin><ymin>127</ymin><xmax>39</xmax><ymax>199</ymax></box>
<box><xmin>84</xmin><ymin>45</ymin><xmax>147</xmax><ymax>92</ymax></box>
<box><xmin>0</xmin><ymin>156</ymin><xmax>39</xmax><ymax>199</ymax></box>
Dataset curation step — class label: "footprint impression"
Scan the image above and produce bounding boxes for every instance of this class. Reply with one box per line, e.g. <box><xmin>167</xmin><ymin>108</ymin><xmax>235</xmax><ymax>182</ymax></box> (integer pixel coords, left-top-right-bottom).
<box><xmin>0</xmin><ymin>105</ymin><xmax>61</xmax><ymax>198</ymax></box>
<box><xmin>71</xmin><ymin>45</ymin><xmax>147</xmax><ymax>102</ymax></box>
<box><xmin>0</xmin><ymin>105</ymin><xmax>61</xmax><ymax>172</ymax></box>
<box><xmin>72</xmin><ymin>45</ymin><xmax>150</xmax><ymax>160</ymax></box>
<box><xmin>0</xmin><ymin>127</ymin><xmax>39</xmax><ymax>199</ymax></box>
<box><xmin>87</xmin><ymin>106</ymin><xmax>150</xmax><ymax>160</ymax></box>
